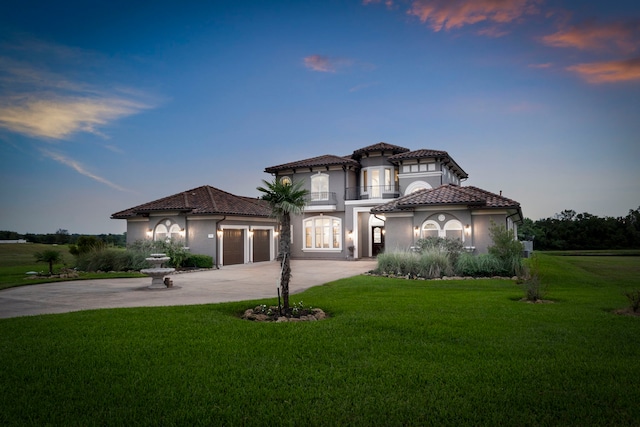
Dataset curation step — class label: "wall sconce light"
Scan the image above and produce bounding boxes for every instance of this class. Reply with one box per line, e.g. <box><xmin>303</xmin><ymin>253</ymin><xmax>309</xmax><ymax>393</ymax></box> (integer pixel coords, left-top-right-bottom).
<box><xmin>414</xmin><ymin>226</ymin><xmax>420</xmax><ymax>236</ymax></box>
<box><xmin>464</xmin><ymin>224</ymin><xmax>471</xmax><ymax>236</ymax></box>
<box><xmin>249</xmin><ymin>230</ymin><xmax>254</xmax><ymax>237</ymax></box>
<box><xmin>347</xmin><ymin>230</ymin><xmax>353</xmax><ymax>239</ymax></box>
<box><xmin>273</xmin><ymin>230</ymin><xmax>279</xmax><ymax>237</ymax></box>
<box><xmin>217</xmin><ymin>229</ymin><xmax>223</xmax><ymax>237</ymax></box>
<box><xmin>146</xmin><ymin>228</ymin><xmax>153</xmax><ymax>238</ymax></box>
<box><xmin>179</xmin><ymin>228</ymin><xmax>186</xmax><ymax>237</ymax></box>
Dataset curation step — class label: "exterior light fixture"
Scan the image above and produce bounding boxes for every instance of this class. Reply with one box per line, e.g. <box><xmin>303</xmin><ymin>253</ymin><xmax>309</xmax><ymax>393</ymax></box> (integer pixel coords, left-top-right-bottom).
<box><xmin>146</xmin><ymin>228</ymin><xmax>153</xmax><ymax>238</ymax></box>
<box><xmin>217</xmin><ymin>229</ymin><xmax>223</xmax><ymax>237</ymax></box>
<box><xmin>464</xmin><ymin>224</ymin><xmax>471</xmax><ymax>236</ymax></box>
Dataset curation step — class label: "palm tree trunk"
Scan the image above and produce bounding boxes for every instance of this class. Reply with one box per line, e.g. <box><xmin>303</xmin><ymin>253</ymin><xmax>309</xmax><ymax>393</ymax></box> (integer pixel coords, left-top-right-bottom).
<box><xmin>280</xmin><ymin>213</ymin><xmax>292</xmax><ymax>310</ymax></box>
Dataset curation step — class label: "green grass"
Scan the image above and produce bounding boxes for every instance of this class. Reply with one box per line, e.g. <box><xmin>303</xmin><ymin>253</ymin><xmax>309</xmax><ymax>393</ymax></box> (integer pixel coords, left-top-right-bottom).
<box><xmin>1</xmin><ymin>254</ymin><xmax>639</xmax><ymax>426</ymax></box>
<box><xmin>0</xmin><ymin>243</ymin><xmax>143</xmax><ymax>290</ymax></box>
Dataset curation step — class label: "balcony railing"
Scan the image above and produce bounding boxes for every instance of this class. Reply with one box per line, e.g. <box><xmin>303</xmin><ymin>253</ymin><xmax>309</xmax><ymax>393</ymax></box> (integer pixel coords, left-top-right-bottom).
<box><xmin>345</xmin><ymin>185</ymin><xmax>400</xmax><ymax>201</ymax></box>
<box><xmin>305</xmin><ymin>192</ymin><xmax>337</xmax><ymax>205</ymax></box>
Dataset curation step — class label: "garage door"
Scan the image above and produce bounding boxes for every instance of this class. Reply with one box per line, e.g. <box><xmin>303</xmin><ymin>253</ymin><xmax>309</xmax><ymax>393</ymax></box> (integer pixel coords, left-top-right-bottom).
<box><xmin>253</xmin><ymin>230</ymin><xmax>270</xmax><ymax>262</ymax></box>
<box><xmin>223</xmin><ymin>229</ymin><xmax>244</xmax><ymax>265</ymax></box>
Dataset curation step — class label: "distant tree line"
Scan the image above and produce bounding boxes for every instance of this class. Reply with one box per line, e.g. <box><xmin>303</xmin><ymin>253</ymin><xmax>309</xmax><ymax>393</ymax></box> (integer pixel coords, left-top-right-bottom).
<box><xmin>518</xmin><ymin>207</ymin><xmax>640</xmax><ymax>250</ymax></box>
<box><xmin>0</xmin><ymin>229</ymin><xmax>126</xmax><ymax>247</ymax></box>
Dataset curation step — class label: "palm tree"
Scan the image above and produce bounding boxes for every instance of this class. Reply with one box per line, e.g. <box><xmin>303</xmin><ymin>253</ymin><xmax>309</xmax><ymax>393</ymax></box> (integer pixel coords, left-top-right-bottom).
<box><xmin>257</xmin><ymin>178</ymin><xmax>308</xmax><ymax>311</ymax></box>
<box><xmin>34</xmin><ymin>249</ymin><xmax>63</xmax><ymax>275</ymax></box>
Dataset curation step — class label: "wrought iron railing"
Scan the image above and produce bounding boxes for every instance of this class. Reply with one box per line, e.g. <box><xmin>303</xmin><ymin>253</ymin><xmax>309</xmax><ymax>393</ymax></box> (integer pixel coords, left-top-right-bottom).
<box><xmin>345</xmin><ymin>185</ymin><xmax>400</xmax><ymax>200</ymax></box>
<box><xmin>305</xmin><ymin>192</ymin><xmax>337</xmax><ymax>205</ymax></box>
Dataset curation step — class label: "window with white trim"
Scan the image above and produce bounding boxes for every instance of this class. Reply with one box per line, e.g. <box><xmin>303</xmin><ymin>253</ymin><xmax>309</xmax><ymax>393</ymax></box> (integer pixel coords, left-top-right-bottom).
<box><xmin>303</xmin><ymin>216</ymin><xmax>342</xmax><ymax>250</ymax></box>
<box><xmin>421</xmin><ymin>218</ymin><xmax>464</xmax><ymax>242</ymax></box>
<box><xmin>311</xmin><ymin>173</ymin><xmax>329</xmax><ymax>201</ymax></box>
<box><xmin>154</xmin><ymin>220</ymin><xmax>182</xmax><ymax>241</ymax></box>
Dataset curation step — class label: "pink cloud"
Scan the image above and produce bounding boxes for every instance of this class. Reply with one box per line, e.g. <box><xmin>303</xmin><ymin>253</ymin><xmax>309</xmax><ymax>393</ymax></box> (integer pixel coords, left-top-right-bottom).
<box><xmin>303</xmin><ymin>55</ymin><xmax>356</xmax><ymax>73</ymax></box>
<box><xmin>407</xmin><ymin>0</ymin><xmax>541</xmax><ymax>32</ymax></box>
<box><xmin>542</xmin><ymin>21</ymin><xmax>640</xmax><ymax>54</ymax></box>
<box><xmin>304</xmin><ymin>55</ymin><xmax>336</xmax><ymax>72</ymax></box>
<box><xmin>567</xmin><ymin>57</ymin><xmax>640</xmax><ymax>83</ymax></box>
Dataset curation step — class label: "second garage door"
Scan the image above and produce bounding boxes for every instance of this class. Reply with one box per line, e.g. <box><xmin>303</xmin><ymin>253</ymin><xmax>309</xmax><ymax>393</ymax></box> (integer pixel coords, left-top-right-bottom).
<box><xmin>252</xmin><ymin>229</ymin><xmax>270</xmax><ymax>262</ymax></box>
<box><xmin>223</xmin><ymin>229</ymin><xmax>244</xmax><ymax>265</ymax></box>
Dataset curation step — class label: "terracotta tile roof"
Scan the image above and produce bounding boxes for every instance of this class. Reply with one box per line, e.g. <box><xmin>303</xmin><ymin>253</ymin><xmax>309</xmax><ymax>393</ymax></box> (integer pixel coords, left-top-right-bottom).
<box><xmin>352</xmin><ymin>142</ymin><xmax>410</xmax><ymax>157</ymax></box>
<box><xmin>371</xmin><ymin>185</ymin><xmax>520</xmax><ymax>212</ymax></box>
<box><xmin>264</xmin><ymin>154</ymin><xmax>359</xmax><ymax>173</ymax></box>
<box><xmin>388</xmin><ymin>149</ymin><xmax>468</xmax><ymax>178</ymax></box>
<box><xmin>111</xmin><ymin>185</ymin><xmax>272</xmax><ymax>219</ymax></box>
<box><xmin>388</xmin><ymin>149</ymin><xmax>448</xmax><ymax>160</ymax></box>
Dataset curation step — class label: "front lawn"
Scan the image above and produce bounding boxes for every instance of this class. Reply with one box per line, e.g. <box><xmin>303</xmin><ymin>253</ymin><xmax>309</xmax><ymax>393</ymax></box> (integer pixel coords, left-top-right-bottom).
<box><xmin>0</xmin><ymin>254</ymin><xmax>638</xmax><ymax>426</ymax></box>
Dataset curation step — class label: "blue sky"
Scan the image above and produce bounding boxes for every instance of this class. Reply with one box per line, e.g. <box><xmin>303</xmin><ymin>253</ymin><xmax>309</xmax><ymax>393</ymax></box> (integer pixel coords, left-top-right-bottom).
<box><xmin>1</xmin><ymin>0</ymin><xmax>639</xmax><ymax>234</ymax></box>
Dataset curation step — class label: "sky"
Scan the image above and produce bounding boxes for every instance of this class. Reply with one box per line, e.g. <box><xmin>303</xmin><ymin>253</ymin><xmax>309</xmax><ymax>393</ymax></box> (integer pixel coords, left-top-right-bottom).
<box><xmin>1</xmin><ymin>0</ymin><xmax>639</xmax><ymax>235</ymax></box>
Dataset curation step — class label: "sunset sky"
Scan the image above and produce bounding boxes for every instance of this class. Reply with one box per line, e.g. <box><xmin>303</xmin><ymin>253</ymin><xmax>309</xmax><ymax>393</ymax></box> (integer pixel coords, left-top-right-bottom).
<box><xmin>1</xmin><ymin>0</ymin><xmax>639</xmax><ymax>234</ymax></box>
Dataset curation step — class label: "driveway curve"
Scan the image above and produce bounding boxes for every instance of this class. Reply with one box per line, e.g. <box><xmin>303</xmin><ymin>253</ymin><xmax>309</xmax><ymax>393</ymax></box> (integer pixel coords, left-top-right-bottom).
<box><xmin>0</xmin><ymin>259</ymin><xmax>377</xmax><ymax>319</ymax></box>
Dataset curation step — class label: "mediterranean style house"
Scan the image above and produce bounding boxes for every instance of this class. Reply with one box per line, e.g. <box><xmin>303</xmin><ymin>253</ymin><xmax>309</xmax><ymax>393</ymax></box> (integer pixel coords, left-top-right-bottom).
<box><xmin>112</xmin><ymin>142</ymin><xmax>522</xmax><ymax>265</ymax></box>
<box><xmin>265</xmin><ymin>142</ymin><xmax>522</xmax><ymax>260</ymax></box>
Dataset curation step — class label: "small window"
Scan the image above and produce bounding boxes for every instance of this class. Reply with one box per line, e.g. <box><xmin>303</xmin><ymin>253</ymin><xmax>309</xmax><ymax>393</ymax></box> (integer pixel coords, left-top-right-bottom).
<box><xmin>419</xmin><ymin>164</ymin><xmax>427</xmax><ymax>172</ymax></box>
<box><xmin>427</xmin><ymin>163</ymin><xmax>436</xmax><ymax>171</ymax></box>
<box><xmin>402</xmin><ymin>165</ymin><xmax>410</xmax><ymax>173</ymax></box>
<box><xmin>280</xmin><ymin>176</ymin><xmax>292</xmax><ymax>186</ymax></box>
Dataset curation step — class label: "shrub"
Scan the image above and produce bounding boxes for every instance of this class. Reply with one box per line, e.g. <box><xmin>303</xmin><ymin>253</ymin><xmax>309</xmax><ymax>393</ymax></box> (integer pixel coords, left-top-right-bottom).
<box><xmin>417</xmin><ymin>247</ymin><xmax>453</xmax><ymax>278</ymax></box>
<box><xmin>455</xmin><ymin>253</ymin><xmax>506</xmax><ymax>277</ymax></box>
<box><xmin>624</xmin><ymin>290</ymin><xmax>640</xmax><ymax>313</ymax></box>
<box><xmin>488</xmin><ymin>221</ymin><xmax>524</xmax><ymax>276</ymax></box>
<box><xmin>517</xmin><ymin>255</ymin><xmax>546</xmax><ymax>301</ymax></box>
<box><xmin>415</xmin><ymin>237</ymin><xmax>463</xmax><ymax>265</ymax></box>
<box><xmin>183</xmin><ymin>254</ymin><xmax>214</xmax><ymax>269</ymax></box>
<box><xmin>376</xmin><ymin>251</ymin><xmax>420</xmax><ymax>276</ymax></box>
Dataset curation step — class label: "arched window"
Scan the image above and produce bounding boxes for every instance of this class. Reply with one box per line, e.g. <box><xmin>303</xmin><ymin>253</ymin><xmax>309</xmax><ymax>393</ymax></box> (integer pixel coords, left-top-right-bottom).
<box><xmin>154</xmin><ymin>220</ymin><xmax>183</xmax><ymax>241</ymax></box>
<box><xmin>444</xmin><ymin>220</ymin><xmax>463</xmax><ymax>241</ymax></box>
<box><xmin>405</xmin><ymin>181</ymin><xmax>432</xmax><ymax>195</ymax></box>
<box><xmin>420</xmin><ymin>218</ymin><xmax>464</xmax><ymax>242</ymax></box>
<box><xmin>303</xmin><ymin>216</ymin><xmax>341</xmax><ymax>250</ymax></box>
<box><xmin>311</xmin><ymin>173</ymin><xmax>329</xmax><ymax>201</ymax></box>
<box><xmin>421</xmin><ymin>220</ymin><xmax>440</xmax><ymax>238</ymax></box>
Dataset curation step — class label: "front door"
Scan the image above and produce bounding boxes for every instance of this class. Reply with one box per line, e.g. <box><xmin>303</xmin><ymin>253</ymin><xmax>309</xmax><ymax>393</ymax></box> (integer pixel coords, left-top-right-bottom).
<box><xmin>372</xmin><ymin>226</ymin><xmax>385</xmax><ymax>256</ymax></box>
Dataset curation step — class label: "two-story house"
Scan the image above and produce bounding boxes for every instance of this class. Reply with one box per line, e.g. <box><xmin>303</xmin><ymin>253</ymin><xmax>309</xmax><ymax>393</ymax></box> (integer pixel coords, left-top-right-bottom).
<box><xmin>112</xmin><ymin>142</ymin><xmax>522</xmax><ymax>266</ymax></box>
<box><xmin>264</xmin><ymin>142</ymin><xmax>522</xmax><ymax>260</ymax></box>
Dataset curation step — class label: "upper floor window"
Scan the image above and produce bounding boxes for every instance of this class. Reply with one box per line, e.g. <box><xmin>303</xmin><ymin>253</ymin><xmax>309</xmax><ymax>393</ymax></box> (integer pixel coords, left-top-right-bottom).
<box><xmin>311</xmin><ymin>173</ymin><xmax>329</xmax><ymax>201</ymax></box>
<box><xmin>280</xmin><ymin>176</ymin><xmax>292</xmax><ymax>186</ymax></box>
<box><xmin>303</xmin><ymin>216</ymin><xmax>342</xmax><ymax>250</ymax></box>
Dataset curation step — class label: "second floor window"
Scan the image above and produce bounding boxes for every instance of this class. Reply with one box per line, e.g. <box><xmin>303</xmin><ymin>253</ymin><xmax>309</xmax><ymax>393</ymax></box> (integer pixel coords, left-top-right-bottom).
<box><xmin>311</xmin><ymin>173</ymin><xmax>329</xmax><ymax>201</ymax></box>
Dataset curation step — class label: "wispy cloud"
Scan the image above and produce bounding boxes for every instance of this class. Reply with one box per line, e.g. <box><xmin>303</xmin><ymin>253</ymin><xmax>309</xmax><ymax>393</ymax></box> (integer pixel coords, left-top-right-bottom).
<box><xmin>40</xmin><ymin>148</ymin><xmax>130</xmax><ymax>192</ymax></box>
<box><xmin>567</xmin><ymin>57</ymin><xmax>640</xmax><ymax>83</ymax></box>
<box><xmin>406</xmin><ymin>0</ymin><xmax>541</xmax><ymax>32</ymax></box>
<box><xmin>0</xmin><ymin>96</ymin><xmax>148</xmax><ymax>139</ymax></box>
<box><xmin>0</xmin><ymin>37</ymin><xmax>155</xmax><ymax>140</ymax></box>
<box><xmin>541</xmin><ymin>21</ymin><xmax>640</xmax><ymax>54</ymax></box>
<box><xmin>528</xmin><ymin>62</ymin><xmax>553</xmax><ymax>68</ymax></box>
<box><xmin>303</xmin><ymin>55</ymin><xmax>356</xmax><ymax>73</ymax></box>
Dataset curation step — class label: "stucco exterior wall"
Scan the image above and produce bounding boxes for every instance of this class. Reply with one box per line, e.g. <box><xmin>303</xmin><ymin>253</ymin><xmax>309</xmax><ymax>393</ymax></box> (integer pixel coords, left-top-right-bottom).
<box><xmin>470</xmin><ymin>212</ymin><xmax>507</xmax><ymax>254</ymax></box>
<box><xmin>126</xmin><ymin>219</ymin><xmax>150</xmax><ymax>245</ymax></box>
<box><xmin>383</xmin><ymin>215</ymin><xmax>414</xmax><ymax>252</ymax></box>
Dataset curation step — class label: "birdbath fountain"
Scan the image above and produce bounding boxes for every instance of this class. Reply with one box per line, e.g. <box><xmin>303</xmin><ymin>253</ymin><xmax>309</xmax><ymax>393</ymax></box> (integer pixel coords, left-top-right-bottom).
<box><xmin>141</xmin><ymin>253</ymin><xmax>175</xmax><ymax>289</ymax></box>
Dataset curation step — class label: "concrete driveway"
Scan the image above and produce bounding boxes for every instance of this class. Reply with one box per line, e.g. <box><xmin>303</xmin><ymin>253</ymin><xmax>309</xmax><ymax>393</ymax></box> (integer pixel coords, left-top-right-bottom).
<box><xmin>0</xmin><ymin>259</ymin><xmax>377</xmax><ymax>319</ymax></box>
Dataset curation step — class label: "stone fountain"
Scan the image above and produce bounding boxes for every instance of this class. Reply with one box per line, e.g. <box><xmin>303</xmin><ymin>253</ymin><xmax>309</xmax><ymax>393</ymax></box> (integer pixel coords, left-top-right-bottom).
<box><xmin>141</xmin><ymin>253</ymin><xmax>175</xmax><ymax>289</ymax></box>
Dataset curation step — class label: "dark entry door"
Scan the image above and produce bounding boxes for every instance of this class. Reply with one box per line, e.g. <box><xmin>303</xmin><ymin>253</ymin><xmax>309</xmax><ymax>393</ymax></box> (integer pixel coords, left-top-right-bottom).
<box><xmin>253</xmin><ymin>230</ymin><xmax>270</xmax><ymax>262</ymax></box>
<box><xmin>372</xmin><ymin>226</ymin><xmax>385</xmax><ymax>256</ymax></box>
<box><xmin>223</xmin><ymin>229</ymin><xmax>244</xmax><ymax>265</ymax></box>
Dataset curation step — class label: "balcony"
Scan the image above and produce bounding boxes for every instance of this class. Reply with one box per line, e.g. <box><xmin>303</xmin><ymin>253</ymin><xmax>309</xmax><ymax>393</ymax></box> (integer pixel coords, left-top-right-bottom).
<box><xmin>305</xmin><ymin>192</ymin><xmax>338</xmax><ymax>206</ymax></box>
<box><xmin>345</xmin><ymin>185</ymin><xmax>400</xmax><ymax>201</ymax></box>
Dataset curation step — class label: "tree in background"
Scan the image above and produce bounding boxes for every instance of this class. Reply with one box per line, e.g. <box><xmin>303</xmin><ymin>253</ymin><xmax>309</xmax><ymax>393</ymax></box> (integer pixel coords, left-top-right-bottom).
<box><xmin>257</xmin><ymin>178</ymin><xmax>308</xmax><ymax>311</ymax></box>
<box><xmin>34</xmin><ymin>249</ymin><xmax>63</xmax><ymax>275</ymax></box>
